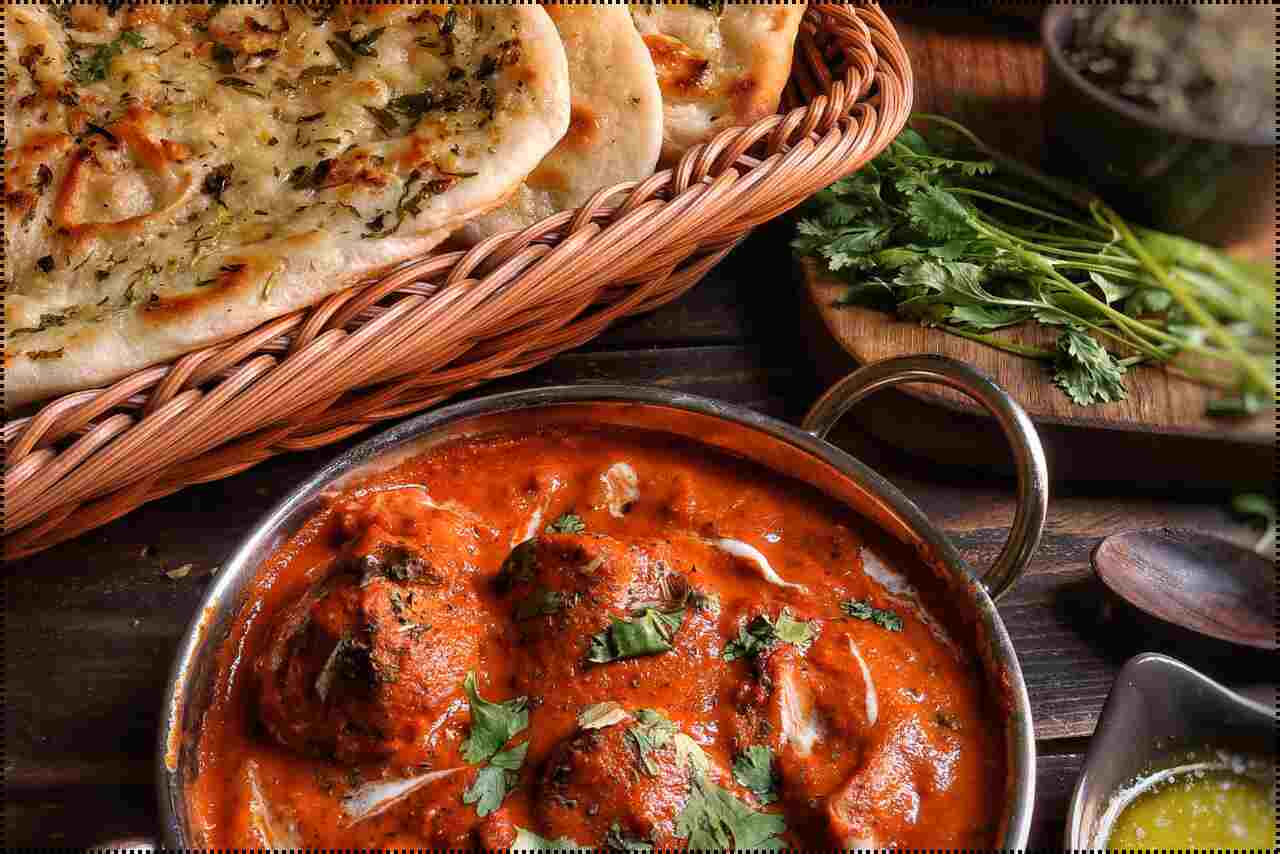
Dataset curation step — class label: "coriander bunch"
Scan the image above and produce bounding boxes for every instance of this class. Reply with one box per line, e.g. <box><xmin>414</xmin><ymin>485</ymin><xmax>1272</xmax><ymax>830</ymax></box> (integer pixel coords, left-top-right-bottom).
<box><xmin>794</xmin><ymin>114</ymin><xmax>1275</xmax><ymax>413</ymax></box>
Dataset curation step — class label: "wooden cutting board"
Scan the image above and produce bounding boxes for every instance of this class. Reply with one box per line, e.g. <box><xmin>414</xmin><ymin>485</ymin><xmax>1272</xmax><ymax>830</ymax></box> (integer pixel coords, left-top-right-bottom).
<box><xmin>801</xmin><ymin>10</ymin><xmax>1274</xmax><ymax>484</ymax></box>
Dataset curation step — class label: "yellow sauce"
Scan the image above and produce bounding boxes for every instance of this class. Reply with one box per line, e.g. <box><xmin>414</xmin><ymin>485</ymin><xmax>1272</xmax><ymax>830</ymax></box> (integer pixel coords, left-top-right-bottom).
<box><xmin>1107</xmin><ymin>768</ymin><xmax>1274</xmax><ymax>850</ymax></box>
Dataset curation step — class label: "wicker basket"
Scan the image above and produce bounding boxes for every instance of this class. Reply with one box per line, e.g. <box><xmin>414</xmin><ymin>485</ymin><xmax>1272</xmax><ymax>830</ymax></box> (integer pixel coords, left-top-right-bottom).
<box><xmin>3</xmin><ymin>3</ymin><xmax>913</xmax><ymax>560</ymax></box>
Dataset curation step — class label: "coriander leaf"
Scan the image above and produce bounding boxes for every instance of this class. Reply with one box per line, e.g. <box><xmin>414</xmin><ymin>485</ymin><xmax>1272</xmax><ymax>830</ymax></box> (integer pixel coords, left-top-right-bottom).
<box><xmin>545</xmin><ymin>513</ymin><xmax>586</xmax><ymax>534</ymax></box>
<box><xmin>626</xmin><ymin>710</ymin><xmax>709</xmax><ymax>777</ymax></box>
<box><xmin>462</xmin><ymin>741</ymin><xmax>528</xmax><ymax>817</ymax></box>
<box><xmin>949</xmin><ymin>303</ymin><xmax>1031</xmax><ymax>330</ymax></box>
<box><xmin>1089</xmin><ymin>271</ymin><xmax>1135</xmax><ymax>306</ymax></box>
<box><xmin>676</xmin><ymin>774</ymin><xmax>787</xmax><ymax>851</ymax></box>
<box><xmin>722</xmin><ymin>610</ymin><xmax>815</xmax><ymax>662</ymax></box>
<box><xmin>841</xmin><ymin>599</ymin><xmax>904</xmax><ymax>632</ymax></box>
<box><xmin>773</xmin><ymin>612</ymin><xmax>814</xmax><ymax>647</ymax></box>
<box><xmin>606</xmin><ymin>823</ymin><xmax>654</xmax><ymax>852</ymax></box>
<box><xmin>461</xmin><ymin>672</ymin><xmax>529</xmax><ymax>764</ymax></box>
<box><xmin>1052</xmin><ymin>327</ymin><xmax>1128</xmax><ymax>406</ymax></box>
<box><xmin>586</xmin><ymin>608</ymin><xmax>684</xmax><ymax>664</ymax></box>
<box><xmin>497</xmin><ymin>539</ymin><xmax>539</xmax><ymax>590</ymax></box>
<box><xmin>626</xmin><ymin>709</ymin><xmax>678</xmax><ymax>776</ymax></box>
<box><xmin>511</xmin><ymin>827</ymin><xmax>591</xmax><ymax>852</ymax></box>
<box><xmin>906</xmin><ymin>185</ymin><xmax>974</xmax><ymax>241</ymax></box>
<box><xmin>832</xmin><ymin>279</ymin><xmax>898</xmax><ymax>311</ymax></box>
<box><xmin>732</xmin><ymin>746</ymin><xmax>778</xmax><ymax>805</ymax></box>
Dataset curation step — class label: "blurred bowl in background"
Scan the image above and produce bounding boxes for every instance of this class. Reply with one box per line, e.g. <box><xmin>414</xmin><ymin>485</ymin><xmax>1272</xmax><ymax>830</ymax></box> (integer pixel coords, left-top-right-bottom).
<box><xmin>1042</xmin><ymin>7</ymin><xmax>1275</xmax><ymax>247</ymax></box>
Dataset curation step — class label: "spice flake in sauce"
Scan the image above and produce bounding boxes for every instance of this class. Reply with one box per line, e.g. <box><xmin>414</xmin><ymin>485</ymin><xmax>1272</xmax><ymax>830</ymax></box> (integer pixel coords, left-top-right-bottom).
<box><xmin>191</xmin><ymin>427</ymin><xmax>1007</xmax><ymax>848</ymax></box>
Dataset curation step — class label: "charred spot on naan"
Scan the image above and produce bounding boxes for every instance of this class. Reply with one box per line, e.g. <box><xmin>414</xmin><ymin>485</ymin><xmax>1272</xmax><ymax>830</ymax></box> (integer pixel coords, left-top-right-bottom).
<box><xmin>5</xmin><ymin>134</ymin><xmax>74</xmax><ymax>223</ymax></box>
<box><xmin>643</xmin><ymin>34</ymin><xmax>713</xmax><ymax>96</ymax></box>
<box><xmin>562</xmin><ymin>105</ymin><xmax>604</xmax><ymax>152</ymax></box>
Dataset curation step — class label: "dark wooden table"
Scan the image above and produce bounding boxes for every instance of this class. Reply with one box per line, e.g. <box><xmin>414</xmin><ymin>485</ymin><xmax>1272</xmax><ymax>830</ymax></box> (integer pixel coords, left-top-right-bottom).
<box><xmin>3</xmin><ymin>11</ymin><xmax>1272</xmax><ymax>849</ymax></box>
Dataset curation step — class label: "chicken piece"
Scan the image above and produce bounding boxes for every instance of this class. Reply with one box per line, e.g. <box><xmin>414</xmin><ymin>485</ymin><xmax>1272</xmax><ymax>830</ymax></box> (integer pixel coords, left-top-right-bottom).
<box><xmin>729</xmin><ymin>628</ymin><xmax>875</xmax><ymax>806</ymax></box>
<box><xmin>496</xmin><ymin>533</ymin><xmax>694</xmax><ymax>692</ymax></box>
<box><xmin>255</xmin><ymin>536</ymin><xmax>483</xmax><ymax>767</ymax></box>
<box><xmin>824</xmin><ymin>712</ymin><xmax>962</xmax><ymax>847</ymax></box>
<box><xmin>536</xmin><ymin>709</ymin><xmax>696</xmax><ymax>848</ymax></box>
<box><xmin>334</xmin><ymin>487</ymin><xmax>498</xmax><ymax>579</ymax></box>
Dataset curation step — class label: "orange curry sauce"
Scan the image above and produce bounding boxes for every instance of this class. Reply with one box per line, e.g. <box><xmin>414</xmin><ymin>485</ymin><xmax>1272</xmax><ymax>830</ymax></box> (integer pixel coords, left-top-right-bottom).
<box><xmin>191</xmin><ymin>426</ymin><xmax>1007</xmax><ymax>848</ymax></box>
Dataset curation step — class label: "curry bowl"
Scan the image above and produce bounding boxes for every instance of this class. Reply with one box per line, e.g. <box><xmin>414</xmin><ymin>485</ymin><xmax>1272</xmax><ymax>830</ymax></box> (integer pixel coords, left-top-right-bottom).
<box><xmin>149</xmin><ymin>355</ymin><xmax>1046</xmax><ymax>849</ymax></box>
<box><xmin>1065</xmin><ymin>652</ymin><xmax>1276</xmax><ymax>849</ymax></box>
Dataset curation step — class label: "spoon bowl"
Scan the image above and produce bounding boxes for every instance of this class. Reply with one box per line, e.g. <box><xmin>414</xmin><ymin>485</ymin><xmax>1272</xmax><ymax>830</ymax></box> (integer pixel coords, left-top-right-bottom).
<box><xmin>1092</xmin><ymin>528</ymin><xmax>1275</xmax><ymax>650</ymax></box>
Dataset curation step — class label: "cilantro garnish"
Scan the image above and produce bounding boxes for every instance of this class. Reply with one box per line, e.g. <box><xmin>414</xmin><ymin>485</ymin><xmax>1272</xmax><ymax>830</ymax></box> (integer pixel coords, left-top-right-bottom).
<box><xmin>676</xmin><ymin>773</ymin><xmax>787</xmax><ymax>850</ymax></box>
<box><xmin>620</xmin><ymin>710</ymin><xmax>785</xmax><ymax>849</ymax></box>
<box><xmin>721</xmin><ymin>610</ymin><xmax>815</xmax><ymax>662</ymax></box>
<box><xmin>841</xmin><ymin>598</ymin><xmax>904</xmax><ymax>632</ymax></box>
<box><xmin>586</xmin><ymin>608</ymin><xmax>684</xmax><ymax>664</ymax></box>
<box><xmin>460</xmin><ymin>672</ymin><xmax>528</xmax><ymax>764</ymax></box>
<box><xmin>732</xmin><ymin>745</ymin><xmax>779</xmax><ymax>805</ymax></box>
<box><xmin>794</xmin><ymin>115</ymin><xmax>1274</xmax><ymax>414</ymax></box>
<box><xmin>461</xmin><ymin>741</ymin><xmax>527</xmax><ymax>817</ymax></box>
<box><xmin>545</xmin><ymin>512</ymin><xmax>586</xmax><ymax>535</ymax></box>
<box><xmin>497</xmin><ymin>539</ymin><xmax>539</xmax><ymax>590</ymax></box>
<box><xmin>625</xmin><ymin>709</ymin><xmax>707</xmax><ymax>778</ymax></box>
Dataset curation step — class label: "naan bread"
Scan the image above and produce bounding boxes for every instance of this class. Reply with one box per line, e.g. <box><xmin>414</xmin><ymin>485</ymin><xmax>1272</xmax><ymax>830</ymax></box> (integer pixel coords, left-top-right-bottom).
<box><xmin>459</xmin><ymin>4</ymin><xmax>663</xmax><ymax>243</ymax></box>
<box><xmin>4</xmin><ymin>4</ymin><xmax>570</xmax><ymax>409</ymax></box>
<box><xmin>630</xmin><ymin>2</ymin><xmax>806</xmax><ymax>165</ymax></box>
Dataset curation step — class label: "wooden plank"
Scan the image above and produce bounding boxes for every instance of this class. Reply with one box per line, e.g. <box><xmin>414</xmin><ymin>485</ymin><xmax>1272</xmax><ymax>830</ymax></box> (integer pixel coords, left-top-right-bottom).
<box><xmin>1030</xmin><ymin>752</ymin><xmax>1086</xmax><ymax>849</ymax></box>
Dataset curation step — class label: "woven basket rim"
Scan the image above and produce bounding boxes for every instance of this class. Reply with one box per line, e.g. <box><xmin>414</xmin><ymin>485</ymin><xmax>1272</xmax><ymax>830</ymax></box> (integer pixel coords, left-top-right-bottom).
<box><xmin>4</xmin><ymin>2</ymin><xmax>915</xmax><ymax>560</ymax></box>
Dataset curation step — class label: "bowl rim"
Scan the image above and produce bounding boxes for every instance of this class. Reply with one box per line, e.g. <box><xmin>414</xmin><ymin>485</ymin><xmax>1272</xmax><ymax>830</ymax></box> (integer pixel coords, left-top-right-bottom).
<box><xmin>157</xmin><ymin>383</ymin><xmax>1036</xmax><ymax>848</ymax></box>
<box><xmin>1041</xmin><ymin>6</ymin><xmax>1274</xmax><ymax>148</ymax></box>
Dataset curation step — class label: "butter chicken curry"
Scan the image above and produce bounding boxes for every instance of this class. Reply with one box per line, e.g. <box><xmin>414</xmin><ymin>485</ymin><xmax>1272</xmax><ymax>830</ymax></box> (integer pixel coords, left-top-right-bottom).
<box><xmin>192</xmin><ymin>426</ymin><xmax>1008</xmax><ymax>848</ymax></box>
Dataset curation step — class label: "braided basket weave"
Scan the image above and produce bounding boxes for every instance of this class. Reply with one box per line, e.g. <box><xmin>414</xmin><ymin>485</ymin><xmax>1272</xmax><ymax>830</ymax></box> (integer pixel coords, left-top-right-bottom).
<box><xmin>4</xmin><ymin>3</ymin><xmax>913</xmax><ymax>560</ymax></box>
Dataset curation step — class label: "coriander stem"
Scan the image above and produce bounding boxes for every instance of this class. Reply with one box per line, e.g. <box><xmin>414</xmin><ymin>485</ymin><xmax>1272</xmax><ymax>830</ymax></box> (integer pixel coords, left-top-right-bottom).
<box><xmin>951</xmin><ymin>188</ymin><xmax>1100</xmax><ymax>235</ymax></box>
<box><xmin>1099</xmin><ymin>205</ymin><xmax>1271</xmax><ymax>394</ymax></box>
<box><xmin>943</xmin><ymin>327</ymin><xmax>1056</xmax><ymax>360</ymax></box>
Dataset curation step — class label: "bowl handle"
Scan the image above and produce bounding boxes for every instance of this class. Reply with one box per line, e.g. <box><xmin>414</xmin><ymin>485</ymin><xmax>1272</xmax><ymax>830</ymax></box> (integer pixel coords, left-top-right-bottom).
<box><xmin>802</xmin><ymin>355</ymin><xmax>1049</xmax><ymax>600</ymax></box>
<box><xmin>87</xmin><ymin>838</ymin><xmax>156</xmax><ymax>852</ymax></box>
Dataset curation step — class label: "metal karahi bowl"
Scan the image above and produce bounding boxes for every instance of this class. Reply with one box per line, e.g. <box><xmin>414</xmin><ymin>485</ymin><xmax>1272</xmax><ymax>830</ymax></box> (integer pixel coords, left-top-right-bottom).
<box><xmin>143</xmin><ymin>356</ymin><xmax>1047</xmax><ymax>849</ymax></box>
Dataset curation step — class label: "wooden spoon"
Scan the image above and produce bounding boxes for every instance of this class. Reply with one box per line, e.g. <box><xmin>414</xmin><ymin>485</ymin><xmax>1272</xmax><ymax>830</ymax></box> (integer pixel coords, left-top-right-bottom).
<box><xmin>1093</xmin><ymin>528</ymin><xmax>1275</xmax><ymax>650</ymax></box>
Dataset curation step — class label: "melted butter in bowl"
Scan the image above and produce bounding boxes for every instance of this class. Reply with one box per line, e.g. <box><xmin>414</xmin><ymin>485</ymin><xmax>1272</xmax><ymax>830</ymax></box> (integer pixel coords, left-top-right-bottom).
<box><xmin>1102</xmin><ymin>754</ymin><xmax>1275</xmax><ymax>850</ymax></box>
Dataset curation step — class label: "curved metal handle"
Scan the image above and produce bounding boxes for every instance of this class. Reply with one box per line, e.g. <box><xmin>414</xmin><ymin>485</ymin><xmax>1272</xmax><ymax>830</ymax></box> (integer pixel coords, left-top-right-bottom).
<box><xmin>802</xmin><ymin>355</ymin><xmax>1049</xmax><ymax>600</ymax></box>
<box><xmin>87</xmin><ymin>838</ymin><xmax>156</xmax><ymax>853</ymax></box>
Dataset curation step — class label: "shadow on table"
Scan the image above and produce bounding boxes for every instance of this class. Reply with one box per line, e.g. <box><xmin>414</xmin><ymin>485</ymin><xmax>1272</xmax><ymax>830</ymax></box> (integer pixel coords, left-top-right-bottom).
<box><xmin>1055</xmin><ymin>574</ymin><xmax>1277</xmax><ymax>692</ymax></box>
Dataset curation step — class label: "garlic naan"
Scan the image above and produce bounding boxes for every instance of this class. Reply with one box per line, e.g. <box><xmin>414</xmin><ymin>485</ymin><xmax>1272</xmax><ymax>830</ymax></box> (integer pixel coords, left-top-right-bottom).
<box><xmin>460</xmin><ymin>4</ymin><xmax>663</xmax><ymax>243</ymax></box>
<box><xmin>4</xmin><ymin>3</ymin><xmax>570</xmax><ymax>408</ymax></box>
<box><xmin>630</xmin><ymin>2</ymin><xmax>806</xmax><ymax>165</ymax></box>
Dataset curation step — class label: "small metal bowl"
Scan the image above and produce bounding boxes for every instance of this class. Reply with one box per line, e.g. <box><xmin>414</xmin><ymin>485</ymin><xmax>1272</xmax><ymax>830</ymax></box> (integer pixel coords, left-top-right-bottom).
<box><xmin>1065</xmin><ymin>652</ymin><xmax>1275</xmax><ymax>848</ymax></box>
<box><xmin>1042</xmin><ymin>8</ymin><xmax>1275</xmax><ymax>244</ymax></box>
<box><xmin>136</xmin><ymin>355</ymin><xmax>1047</xmax><ymax>849</ymax></box>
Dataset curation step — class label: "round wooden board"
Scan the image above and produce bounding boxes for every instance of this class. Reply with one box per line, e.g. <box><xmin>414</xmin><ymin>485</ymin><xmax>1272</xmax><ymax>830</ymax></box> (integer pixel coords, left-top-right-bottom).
<box><xmin>803</xmin><ymin>259</ymin><xmax>1272</xmax><ymax>445</ymax></box>
<box><xmin>804</xmin><ymin>9</ymin><xmax>1274</xmax><ymax>453</ymax></box>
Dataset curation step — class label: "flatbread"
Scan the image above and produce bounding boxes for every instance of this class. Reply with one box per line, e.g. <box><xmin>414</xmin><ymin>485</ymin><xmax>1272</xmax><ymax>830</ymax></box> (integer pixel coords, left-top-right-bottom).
<box><xmin>4</xmin><ymin>4</ymin><xmax>570</xmax><ymax>409</ymax></box>
<box><xmin>458</xmin><ymin>4</ymin><xmax>663</xmax><ymax>243</ymax></box>
<box><xmin>629</xmin><ymin>2</ymin><xmax>806</xmax><ymax>165</ymax></box>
